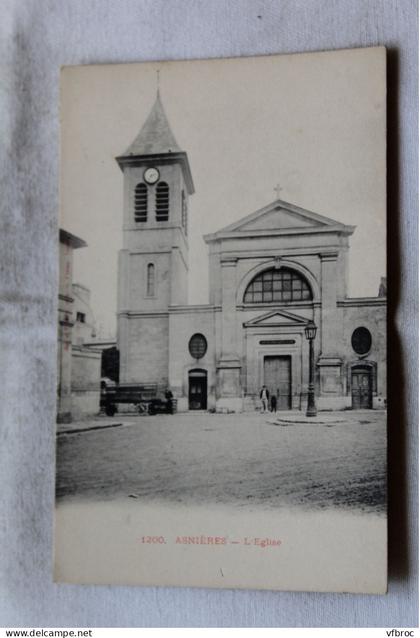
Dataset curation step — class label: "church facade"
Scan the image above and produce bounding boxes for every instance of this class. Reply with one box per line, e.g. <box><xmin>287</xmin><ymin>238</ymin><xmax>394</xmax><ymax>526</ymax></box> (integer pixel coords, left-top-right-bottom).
<box><xmin>116</xmin><ymin>94</ymin><xmax>386</xmax><ymax>412</ymax></box>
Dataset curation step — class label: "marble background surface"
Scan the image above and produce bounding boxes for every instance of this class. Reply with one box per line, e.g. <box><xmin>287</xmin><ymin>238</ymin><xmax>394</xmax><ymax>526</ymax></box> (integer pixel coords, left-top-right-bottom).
<box><xmin>1</xmin><ymin>0</ymin><xmax>418</xmax><ymax>628</ymax></box>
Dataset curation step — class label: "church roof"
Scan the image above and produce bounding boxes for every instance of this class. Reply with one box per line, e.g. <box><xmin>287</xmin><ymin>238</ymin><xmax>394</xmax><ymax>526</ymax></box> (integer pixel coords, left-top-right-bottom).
<box><xmin>121</xmin><ymin>91</ymin><xmax>181</xmax><ymax>156</ymax></box>
<box><xmin>204</xmin><ymin>198</ymin><xmax>355</xmax><ymax>242</ymax></box>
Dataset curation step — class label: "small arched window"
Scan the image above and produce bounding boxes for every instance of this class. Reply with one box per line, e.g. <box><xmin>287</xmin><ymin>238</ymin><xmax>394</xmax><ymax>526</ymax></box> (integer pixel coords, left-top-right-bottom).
<box><xmin>243</xmin><ymin>267</ymin><xmax>312</xmax><ymax>303</ymax></box>
<box><xmin>156</xmin><ymin>182</ymin><xmax>169</xmax><ymax>221</ymax></box>
<box><xmin>181</xmin><ymin>190</ymin><xmax>188</xmax><ymax>235</ymax></box>
<box><xmin>134</xmin><ymin>183</ymin><xmax>148</xmax><ymax>222</ymax></box>
<box><xmin>146</xmin><ymin>263</ymin><xmax>155</xmax><ymax>297</ymax></box>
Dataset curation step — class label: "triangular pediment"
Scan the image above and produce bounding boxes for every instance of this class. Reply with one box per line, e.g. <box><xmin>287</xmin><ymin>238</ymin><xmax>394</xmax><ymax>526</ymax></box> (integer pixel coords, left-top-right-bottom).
<box><xmin>205</xmin><ymin>199</ymin><xmax>354</xmax><ymax>241</ymax></box>
<box><xmin>238</xmin><ymin>207</ymin><xmax>321</xmax><ymax>231</ymax></box>
<box><xmin>243</xmin><ymin>310</ymin><xmax>310</xmax><ymax>328</ymax></box>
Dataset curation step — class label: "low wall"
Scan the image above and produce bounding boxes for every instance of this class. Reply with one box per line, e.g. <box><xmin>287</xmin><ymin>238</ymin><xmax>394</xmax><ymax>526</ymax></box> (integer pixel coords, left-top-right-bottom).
<box><xmin>71</xmin><ymin>390</ymin><xmax>100</xmax><ymax>420</ymax></box>
<box><xmin>71</xmin><ymin>346</ymin><xmax>101</xmax><ymax>418</ymax></box>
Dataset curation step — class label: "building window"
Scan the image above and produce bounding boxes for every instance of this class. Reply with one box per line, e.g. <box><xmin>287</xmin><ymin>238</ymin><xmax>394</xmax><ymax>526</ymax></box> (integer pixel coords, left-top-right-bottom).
<box><xmin>76</xmin><ymin>312</ymin><xmax>86</xmax><ymax>323</ymax></box>
<box><xmin>243</xmin><ymin>267</ymin><xmax>312</xmax><ymax>303</ymax></box>
<box><xmin>146</xmin><ymin>263</ymin><xmax>155</xmax><ymax>297</ymax></box>
<box><xmin>181</xmin><ymin>190</ymin><xmax>188</xmax><ymax>235</ymax></box>
<box><xmin>155</xmin><ymin>182</ymin><xmax>169</xmax><ymax>221</ymax></box>
<box><xmin>188</xmin><ymin>333</ymin><xmax>208</xmax><ymax>359</ymax></box>
<box><xmin>134</xmin><ymin>183</ymin><xmax>148</xmax><ymax>222</ymax></box>
<box><xmin>351</xmin><ymin>327</ymin><xmax>372</xmax><ymax>355</ymax></box>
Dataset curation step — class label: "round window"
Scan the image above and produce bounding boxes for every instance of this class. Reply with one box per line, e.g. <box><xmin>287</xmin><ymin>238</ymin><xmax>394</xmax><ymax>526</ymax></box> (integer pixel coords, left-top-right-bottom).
<box><xmin>189</xmin><ymin>333</ymin><xmax>208</xmax><ymax>359</ymax></box>
<box><xmin>351</xmin><ymin>327</ymin><xmax>372</xmax><ymax>355</ymax></box>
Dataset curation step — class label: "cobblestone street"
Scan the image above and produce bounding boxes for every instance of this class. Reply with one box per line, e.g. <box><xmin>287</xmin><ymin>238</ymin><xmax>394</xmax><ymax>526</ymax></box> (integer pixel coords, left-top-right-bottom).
<box><xmin>56</xmin><ymin>410</ymin><xmax>386</xmax><ymax>513</ymax></box>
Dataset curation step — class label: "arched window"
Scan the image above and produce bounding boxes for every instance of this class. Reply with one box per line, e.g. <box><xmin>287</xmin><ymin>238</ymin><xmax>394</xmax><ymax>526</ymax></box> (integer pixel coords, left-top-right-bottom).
<box><xmin>243</xmin><ymin>267</ymin><xmax>312</xmax><ymax>303</ymax></box>
<box><xmin>155</xmin><ymin>182</ymin><xmax>169</xmax><ymax>221</ymax></box>
<box><xmin>181</xmin><ymin>190</ymin><xmax>188</xmax><ymax>235</ymax></box>
<box><xmin>134</xmin><ymin>183</ymin><xmax>148</xmax><ymax>222</ymax></box>
<box><xmin>146</xmin><ymin>263</ymin><xmax>155</xmax><ymax>297</ymax></box>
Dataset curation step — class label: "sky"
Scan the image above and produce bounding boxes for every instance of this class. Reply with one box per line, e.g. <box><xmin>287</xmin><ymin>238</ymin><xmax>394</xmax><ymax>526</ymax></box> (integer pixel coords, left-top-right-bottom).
<box><xmin>60</xmin><ymin>48</ymin><xmax>386</xmax><ymax>337</ymax></box>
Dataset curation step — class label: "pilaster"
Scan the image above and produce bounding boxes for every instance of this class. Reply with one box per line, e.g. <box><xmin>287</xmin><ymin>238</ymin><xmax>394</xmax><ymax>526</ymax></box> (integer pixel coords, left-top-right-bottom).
<box><xmin>216</xmin><ymin>257</ymin><xmax>242</xmax><ymax>411</ymax></box>
<box><xmin>318</xmin><ymin>251</ymin><xmax>344</xmax><ymax>407</ymax></box>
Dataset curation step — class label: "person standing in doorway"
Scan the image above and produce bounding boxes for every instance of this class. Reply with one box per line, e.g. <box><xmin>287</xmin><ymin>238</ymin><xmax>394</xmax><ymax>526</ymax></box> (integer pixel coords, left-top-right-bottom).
<box><xmin>260</xmin><ymin>385</ymin><xmax>269</xmax><ymax>413</ymax></box>
<box><xmin>270</xmin><ymin>393</ymin><xmax>277</xmax><ymax>413</ymax></box>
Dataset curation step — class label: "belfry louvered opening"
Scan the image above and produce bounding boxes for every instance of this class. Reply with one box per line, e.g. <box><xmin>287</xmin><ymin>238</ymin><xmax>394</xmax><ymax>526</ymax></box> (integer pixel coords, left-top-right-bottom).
<box><xmin>156</xmin><ymin>182</ymin><xmax>169</xmax><ymax>221</ymax></box>
<box><xmin>134</xmin><ymin>183</ymin><xmax>148</xmax><ymax>222</ymax></box>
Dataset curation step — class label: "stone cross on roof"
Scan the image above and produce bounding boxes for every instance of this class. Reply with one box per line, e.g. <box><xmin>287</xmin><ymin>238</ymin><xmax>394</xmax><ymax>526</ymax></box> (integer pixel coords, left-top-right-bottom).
<box><xmin>274</xmin><ymin>183</ymin><xmax>283</xmax><ymax>199</ymax></box>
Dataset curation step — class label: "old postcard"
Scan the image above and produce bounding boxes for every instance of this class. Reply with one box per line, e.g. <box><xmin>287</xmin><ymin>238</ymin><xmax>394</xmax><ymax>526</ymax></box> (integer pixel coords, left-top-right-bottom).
<box><xmin>55</xmin><ymin>47</ymin><xmax>387</xmax><ymax>593</ymax></box>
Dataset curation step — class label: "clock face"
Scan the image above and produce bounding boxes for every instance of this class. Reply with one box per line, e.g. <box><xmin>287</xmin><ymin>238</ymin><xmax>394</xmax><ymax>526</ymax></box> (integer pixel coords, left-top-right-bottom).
<box><xmin>144</xmin><ymin>167</ymin><xmax>160</xmax><ymax>184</ymax></box>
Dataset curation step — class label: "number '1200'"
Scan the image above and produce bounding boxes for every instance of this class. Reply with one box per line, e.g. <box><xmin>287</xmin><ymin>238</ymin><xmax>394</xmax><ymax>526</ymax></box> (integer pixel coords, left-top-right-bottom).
<box><xmin>141</xmin><ymin>536</ymin><xmax>166</xmax><ymax>544</ymax></box>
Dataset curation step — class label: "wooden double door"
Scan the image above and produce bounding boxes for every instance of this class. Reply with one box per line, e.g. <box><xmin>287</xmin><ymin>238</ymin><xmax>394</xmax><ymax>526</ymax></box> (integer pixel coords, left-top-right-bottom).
<box><xmin>351</xmin><ymin>367</ymin><xmax>372</xmax><ymax>409</ymax></box>
<box><xmin>263</xmin><ymin>355</ymin><xmax>291</xmax><ymax>410</ymax></box>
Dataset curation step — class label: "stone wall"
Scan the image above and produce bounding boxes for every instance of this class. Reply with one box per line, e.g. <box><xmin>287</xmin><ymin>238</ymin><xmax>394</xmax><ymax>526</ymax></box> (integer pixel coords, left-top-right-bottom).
<box><xmin>120</xmin><ymin>314</ymin><xmax>169</xmax><ymax>387</ymax></box>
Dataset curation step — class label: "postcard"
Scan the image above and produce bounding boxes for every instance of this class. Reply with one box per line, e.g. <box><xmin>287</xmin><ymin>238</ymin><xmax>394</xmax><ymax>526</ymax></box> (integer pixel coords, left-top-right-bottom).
<box><xmin>55</xmin><ymin>47</ymin><xmax>387</xmax><ymax>593</ymax></box>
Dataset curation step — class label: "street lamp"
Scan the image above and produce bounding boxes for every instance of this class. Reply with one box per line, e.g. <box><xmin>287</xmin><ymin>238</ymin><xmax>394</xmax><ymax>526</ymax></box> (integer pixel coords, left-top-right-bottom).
<box><xmin>304</xmin><ymin>320</ymin><xmax>318</xmax><ymax>417</ymax></box>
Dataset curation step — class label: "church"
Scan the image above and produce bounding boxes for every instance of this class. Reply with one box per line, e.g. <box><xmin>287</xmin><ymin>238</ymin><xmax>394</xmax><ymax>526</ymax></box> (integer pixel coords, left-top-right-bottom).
<box><xmin>115</xmin><ymin>93</ymin><xmax>386</xmax><ymax>413</ymax></box>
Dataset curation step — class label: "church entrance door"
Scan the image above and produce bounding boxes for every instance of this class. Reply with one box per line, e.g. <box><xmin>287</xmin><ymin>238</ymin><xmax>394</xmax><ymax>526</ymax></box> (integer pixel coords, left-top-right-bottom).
<box><xmin>188</xmin><ymin>369</ymin><xmax>207</xmax><ymax>410</ymax></box>
<box><xmin>263</xmin><ymin>355</ymin><xmax>291</xmax><ymax>410</ymax></box>
<box><xmin>351</xmin><ymin>367</ymin><xmax>372</xmax><ymax>409</ymax></box>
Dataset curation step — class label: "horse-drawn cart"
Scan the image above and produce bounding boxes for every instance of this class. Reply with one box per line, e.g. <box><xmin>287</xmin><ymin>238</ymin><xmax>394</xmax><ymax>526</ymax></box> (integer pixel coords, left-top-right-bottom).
<box><xmin>100</xmin><ymin>382</ymin><xmax>176</xmax><ymax>416</ymax></box>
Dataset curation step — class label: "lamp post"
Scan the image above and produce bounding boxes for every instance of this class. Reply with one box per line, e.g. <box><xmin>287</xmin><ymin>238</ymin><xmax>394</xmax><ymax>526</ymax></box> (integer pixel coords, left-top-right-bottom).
<box><xmin>304</xmin><ymin>320</ymin><xmax>317</xmax><ymax>417</ymax></box>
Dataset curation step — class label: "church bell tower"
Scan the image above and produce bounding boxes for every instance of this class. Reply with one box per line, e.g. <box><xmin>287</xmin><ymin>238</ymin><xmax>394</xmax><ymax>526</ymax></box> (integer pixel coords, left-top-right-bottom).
<box><xmin>116</xmin><ymin>91</ymin><xmax>195</xmax><ymax>386</ymax></box>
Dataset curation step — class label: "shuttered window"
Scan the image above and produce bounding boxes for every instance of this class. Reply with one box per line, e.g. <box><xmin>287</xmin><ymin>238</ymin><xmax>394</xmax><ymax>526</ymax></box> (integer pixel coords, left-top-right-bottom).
<box><xmin>156</xmin><ymin>182</ymin><xmax>169</xmax><ymax>221</ymax></box>
<box><xmin>134</xmin><ymin>183</ymin><xmax>148</xmax><ymax>222</ymax></box>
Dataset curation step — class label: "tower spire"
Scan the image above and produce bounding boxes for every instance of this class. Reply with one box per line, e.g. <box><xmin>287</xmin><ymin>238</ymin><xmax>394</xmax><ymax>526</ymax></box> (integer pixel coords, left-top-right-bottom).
<box><xmin>120</xmin><ymin>89</ymin><xmax>181</xmax><ymax>157</ymax></box>
<box><xmin>116</xmin><ymin>88</ymin><xmax>194</xmax><ymax>194</ymax></box>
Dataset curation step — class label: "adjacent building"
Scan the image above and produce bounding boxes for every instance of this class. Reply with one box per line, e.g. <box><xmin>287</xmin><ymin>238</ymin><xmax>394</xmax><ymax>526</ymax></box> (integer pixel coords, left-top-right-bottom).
<box><xmin>57</xmin><ymin>229</ymin><xmax>101</xmax><ymax>422</ymax></box>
